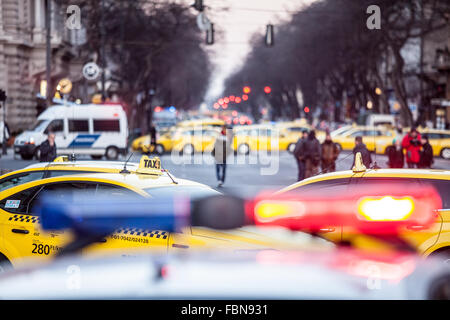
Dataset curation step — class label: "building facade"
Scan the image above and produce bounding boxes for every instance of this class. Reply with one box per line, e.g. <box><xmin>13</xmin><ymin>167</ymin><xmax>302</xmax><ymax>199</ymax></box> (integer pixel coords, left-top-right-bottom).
<box><xmin>0</xmin><ymin>0</ymin><xmax>88</xmax><ymax>133</ymax></box>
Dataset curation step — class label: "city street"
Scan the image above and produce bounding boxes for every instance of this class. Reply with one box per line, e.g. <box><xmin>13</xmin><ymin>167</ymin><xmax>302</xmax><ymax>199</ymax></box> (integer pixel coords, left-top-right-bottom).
<box><xmin>1</xmin><ymin>149</ymin><xmax>449</xmax><ymax>197</ymax></box>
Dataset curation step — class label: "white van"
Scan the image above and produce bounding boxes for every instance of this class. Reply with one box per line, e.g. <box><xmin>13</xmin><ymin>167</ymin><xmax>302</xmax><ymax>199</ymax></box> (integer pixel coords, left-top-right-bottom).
<box><xmin>14</xmin><ymin>104</ymin><xmax>128</xmax><ymax>160</ymax></box>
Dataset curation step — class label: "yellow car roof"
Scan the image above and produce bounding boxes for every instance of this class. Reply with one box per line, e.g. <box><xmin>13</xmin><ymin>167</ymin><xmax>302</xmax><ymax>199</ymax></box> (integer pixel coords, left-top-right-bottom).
<box><xmin>278</xmin><ymin>168</ymin><xmax>450</xmax><ymax>193</ymax></box>
<box><xmin>49</xmin><ymin>171</ymin><xmax>208</xmax><ymax>190</ymax></box>
<box><xmin>24</xmin><ymin>161</ymin><xmax>139</xmax><ymax>171</ymax></box>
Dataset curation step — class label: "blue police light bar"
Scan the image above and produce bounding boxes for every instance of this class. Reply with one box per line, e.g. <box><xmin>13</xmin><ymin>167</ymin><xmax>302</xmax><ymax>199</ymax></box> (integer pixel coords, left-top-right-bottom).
<box><xmin>34</xmin><ymin>195</ymin><xmax>190</xmax><ymax>234</ymax></box>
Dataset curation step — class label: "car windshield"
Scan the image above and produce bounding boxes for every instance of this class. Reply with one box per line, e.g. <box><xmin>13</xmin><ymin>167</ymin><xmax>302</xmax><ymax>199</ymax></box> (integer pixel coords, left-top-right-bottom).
<box><xmin>31</xmin><ymin>120</ymin><xmax>50</xmax><ymax>132</ymax></box>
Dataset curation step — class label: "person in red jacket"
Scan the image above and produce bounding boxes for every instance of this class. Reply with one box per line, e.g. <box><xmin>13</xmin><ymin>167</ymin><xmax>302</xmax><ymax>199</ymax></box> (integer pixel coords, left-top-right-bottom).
<box><xmin>401</xmin><ymin>127</ymin><xmax>421</xmax><ymax>168</ymax></box>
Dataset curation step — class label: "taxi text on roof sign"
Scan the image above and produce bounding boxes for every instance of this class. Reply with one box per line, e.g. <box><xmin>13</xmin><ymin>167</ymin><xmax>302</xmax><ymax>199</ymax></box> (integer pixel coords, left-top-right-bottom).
<box><xmin>136</xmin><ymin>155</ymin><xmax>163</xmax><ymax>175</ymax></box>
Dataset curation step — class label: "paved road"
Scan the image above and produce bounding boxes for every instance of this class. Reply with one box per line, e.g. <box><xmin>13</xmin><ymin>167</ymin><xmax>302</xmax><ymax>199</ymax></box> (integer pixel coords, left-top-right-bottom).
<box><xmin>1</xmin><ymin>149</ymin><xmax>449</xmax><ymax>197</ymax></box>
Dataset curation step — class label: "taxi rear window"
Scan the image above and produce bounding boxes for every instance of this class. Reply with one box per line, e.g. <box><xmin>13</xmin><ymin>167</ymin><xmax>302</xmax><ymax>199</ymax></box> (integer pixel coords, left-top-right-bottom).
<box><xmin>144</xmin><ymin>186</ymin><xmax>220</xmax><ymax>199</ymax></box>
<box><xmin>0</xmin><ymin>171</ymin><xmax>45</xmax><ymax>192</ymax></box>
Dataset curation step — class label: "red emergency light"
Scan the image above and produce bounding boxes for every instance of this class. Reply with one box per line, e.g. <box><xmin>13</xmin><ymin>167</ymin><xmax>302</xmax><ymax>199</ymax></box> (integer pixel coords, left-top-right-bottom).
<box><xmin>245</xmin><ymin>184</ymin><xmax>441</xmax><ymax>235</ymax></box>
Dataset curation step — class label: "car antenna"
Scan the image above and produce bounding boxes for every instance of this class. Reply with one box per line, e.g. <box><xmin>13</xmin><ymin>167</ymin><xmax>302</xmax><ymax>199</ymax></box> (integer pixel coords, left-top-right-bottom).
<box><xmin>161</xmin><ymin>165</ymin><xmax>178</xmax><ymax>184</ymax></box>
<box><xmin>120</xmin><ymin>152</ymin><xmax>134</xmax><ymax>174</ymax></box>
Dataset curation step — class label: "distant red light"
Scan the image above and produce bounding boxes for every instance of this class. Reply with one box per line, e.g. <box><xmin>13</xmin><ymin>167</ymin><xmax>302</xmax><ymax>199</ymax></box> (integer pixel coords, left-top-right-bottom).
<box><xmin>224</xmin><ymin>97</ymin><xmax>230</xmax><ymax>104</ymax></box>
<box><xmin>235</xmin><ymin>97</ymin><xmax>242</xmax><ymax>103</ymax></box>
<box><xmin>304</xmin><ymin>106</ymin><xmax>310</xmax><ymax>113</ymax></box>
<box><xmin>233</xmin><ymin>118</ymin><xmax>239</xmax><ymax>124</ymax></box>
<box><xmin>213</xmin><ymin>103</ymin><xmax>219</xmax><ymax>109</ymax></box>
<box><xmin>219</xmin><ymin>99</ymin><xmax>224</xmax><ymax>105</ymax></box>
<box><xmin>223</xmin><ymin>104</ymin><xmax>228</xmax><ymax>109</ymax></box>
<box><xmin>243</xmin><ymin>86</ymin><xmax>251</xmax><ymax>94</ymax></box>
<box><xmin>232</xmin><ymin>110</ymin><xmax>238</xmax><ymax>117</ymax></box>
<box><xmin>264</xmin><ymin>86</ymin><xmax>271</xmax><ymax>94</ymax></box>
<box><xmin>113</xmin><ymin>113</ymin><xmax>119</xmax><ymax>117</ymax></box>
<box><xmin>242</xmin><ymin>94</ymin><xmax>248</xmax><ymax>101</ymax></box>
<box><xmin>230</xmin><ymin>96</ymin><xmax>235</xmax><ymax>102</ymax></box>
<box><xmin>154</xmin><ymin>106</ymin><xmax>162</xmax><ymax>112</ymax></box>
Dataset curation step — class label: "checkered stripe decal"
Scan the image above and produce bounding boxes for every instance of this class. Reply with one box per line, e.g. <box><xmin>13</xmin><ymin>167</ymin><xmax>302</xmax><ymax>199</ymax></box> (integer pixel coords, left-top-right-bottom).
<box><xmin>115</xmin><ymin>228</ymin><xmax>168</xmax><ymax>239</ymax></box>
<box><xmin>8</xmin><ymin>214</ymin><xmax>40</xmax><ymax>224</ymax></box>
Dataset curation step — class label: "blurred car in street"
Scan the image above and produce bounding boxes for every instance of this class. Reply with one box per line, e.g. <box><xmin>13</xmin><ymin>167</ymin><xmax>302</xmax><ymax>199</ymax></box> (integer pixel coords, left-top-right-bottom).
<box><xmin>331</xmin><ymin>126</ymin><xmax>396</xmax><ymax>153</ymax></box>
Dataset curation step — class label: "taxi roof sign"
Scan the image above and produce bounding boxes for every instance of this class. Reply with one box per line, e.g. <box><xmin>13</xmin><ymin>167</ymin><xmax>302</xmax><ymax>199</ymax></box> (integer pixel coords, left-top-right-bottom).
<box><xmin>53</xmin><ymin>156</ymin><xmax>69</xmax><ymax>162</ymax></box>
<box><xmin>352</xmin><ymin>152</ymin><xmax>366</xmax><ymax>173</ymax></box>
<box><xmin>136</xmin><ymin>155</ymin><xmax>163</xmax><ymax>175</ymax></box>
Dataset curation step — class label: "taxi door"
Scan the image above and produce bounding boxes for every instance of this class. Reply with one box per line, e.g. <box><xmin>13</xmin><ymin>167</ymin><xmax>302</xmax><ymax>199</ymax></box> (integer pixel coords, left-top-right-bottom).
<box><xmin>257</xmin><ymin>128</ymin><xmax>273</xmax><ymax>151</ymax></box>
<box><xmin>0</xmin><ymin>186</ymin><xmax>48</xmax><ymax>262</ymax></box>
<box><xmin>82</xmin><ymin>184</ymin><xmax>169</xmax><ymax>257</ymax></box>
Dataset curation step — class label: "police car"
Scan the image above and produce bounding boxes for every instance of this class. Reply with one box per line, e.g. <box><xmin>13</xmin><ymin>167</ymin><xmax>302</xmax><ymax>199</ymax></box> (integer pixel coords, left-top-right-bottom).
<box><xmin>0</xmin><ymin>156</ymin><xmax>322</xmax><ymax>270</ymax></box>
<box><xmin>0</xmin><ymin>183</ymin><xmax>448</xmax><ymax>299</ymax></box>
<box><xmin>277</xmin><ymin>154</ymin><xmax>450</xmax><ymax>260</ymax></box>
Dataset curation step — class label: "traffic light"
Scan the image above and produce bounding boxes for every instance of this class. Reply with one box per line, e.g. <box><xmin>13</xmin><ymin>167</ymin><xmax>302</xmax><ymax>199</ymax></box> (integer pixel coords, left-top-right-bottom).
<box><xmin>206</xmin><ymin>23</ymin><xmax>214</xmax><ymax>45</ymax></box>
<box><xmin>192</xmin><ymin>0</ymin><xmax>204</xmax><ymax>12</ymax></box>
<box><xmin>265</xmin><ymin>24</ymin><xmax>274</xmax><ymax>47</ymax></box>
<box><xmin>264</xmin><ymin>86</ymin><xmax>271</xmax><ymax>94</ymax></box>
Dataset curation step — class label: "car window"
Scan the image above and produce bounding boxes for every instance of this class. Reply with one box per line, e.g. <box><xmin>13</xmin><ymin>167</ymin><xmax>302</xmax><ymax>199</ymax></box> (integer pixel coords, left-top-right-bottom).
<box><xmin>421</xmin><ymin>179</ymin><xmax>450</xmax><ymax>209</ymax></box>
<box><xmin>69</xmin><ymin>120</ymin><xmax>89</xmax><ymax>132</ymax></box>
<box><xmin>427</xmin><ymin>133</ymin><xmax>441</xmax><ymax>139</ymax></box>
<box><xmin>349</xmin><ymin>131</ymin><xmax>363</xmax><ymax>137</ymax></box>
<box><xmin>93</xmin><ymin>120</ymin><xmax>120</xmax><ymax>132</ymax></box>
<box><xmin>0</xmin><ymin>171</ymin><xmax>45</xmax><ymax>192</ymax></box>
<box><xmin>48</xmin><ymin>170</ymin><xmax>96</xmax><ymax>178</ymax></box>
<box><xmin>95</xmin><ymin>184</ymin><xmax>139</xmax><ymax>198</ymax></box>
<box><xmin>0</xmin><ymin>186</ymin><xmax>42</xmax><ymax>214</ymax></box>
<box><xmin>44</xmin><ymin>119</ymin><xmax>64</xmax><ymax>134</ymax></box>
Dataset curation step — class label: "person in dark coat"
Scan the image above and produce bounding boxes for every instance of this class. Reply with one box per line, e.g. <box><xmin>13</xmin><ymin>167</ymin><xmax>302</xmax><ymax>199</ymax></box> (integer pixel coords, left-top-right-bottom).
<box><xmin>212</xmin><ymin>125</ymin><xmax>232</xmax><ymax>187</ymax></box>
<box><xmin>386</xmin><ymin>138</ymin><xmax>404</xmax><ymax>168</ymax></box>
<box><xmin>147</xmin><ymin>124</ymin><xmax>157</xmax><ymax>154</ymax></box>
<box><xmin>293</xmin><ymin>130</ymin><xmax>309</xmax><ymax>181</ymax></box>
<box><xmin>39</xmin><ymin>132</ymin><xmax>57</xmax><ymax>162</ymax></box>
<box><xmin>321</xmin><ymin>132</ymin><xmax>340</xmax><ymax>173</ymax></box>
<box><xmin>351</xmin><ymin>136</ymin><xmax>372</xmax><ymax>169</ymax></box>
<box><xmin>418</xmin><ymin>135</ymin><xmax>433</xmax><ymax>169</ymax></box>
<box><xmin>299</xmin><ymin>130</ymin><xmax>321</xmax><ymax>179</ymax></box>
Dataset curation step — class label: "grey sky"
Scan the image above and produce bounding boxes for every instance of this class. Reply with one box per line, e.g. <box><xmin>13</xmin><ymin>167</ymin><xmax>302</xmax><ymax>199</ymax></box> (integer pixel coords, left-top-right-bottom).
<box><xmin>177</xmin><ymin>0</ymin><xmax>317</xmax><ymax>103</ymax></box>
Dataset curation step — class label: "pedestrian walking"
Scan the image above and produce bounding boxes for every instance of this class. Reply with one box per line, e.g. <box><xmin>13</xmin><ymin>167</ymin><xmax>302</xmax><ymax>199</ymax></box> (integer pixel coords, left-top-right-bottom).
<box><xmin>299</xmin><ymin>130</ymin><xmax>321</xmax><ymax>179</ymax></box>
<box><xmin>351</xmin><ymin>136</ymin><xmax>372</xmax><ymax>169</ymax></box>
<box><xmin>212</xmin><ymin>125</ymin><xmax>232</xmax><ymax>187</ymax></box>
<box><xmin>146</xmin><ymin>124</ymin><xmax>157</xmax><ymax>154</ymax></box>
<box><xmin>39</xmin><ymin>132</ymin><xmax>57</xmax><ymax>162</ymax></box>
<box><xmin>402</xmin><ymin>127</ymin><xmax>421</xmax><ymax>168</ymax></box>
<box><xmin>293</xmin><ymin>130</ymin><xmax>308</xmax><ymax>181</ymax></box>
<box><xmin>418</xmin><ymin>135</ymin><xmax>433</xmax><ymax>169</ymax></box>
<box><xmin>321</xmin><ymin>132</ymin><xmax>339</xmax><ymax>173</ymax></box>
<box><xmin>385</xmin><ymin>138</ymin><xmax>404</xmax><ymax>168</ymax></box>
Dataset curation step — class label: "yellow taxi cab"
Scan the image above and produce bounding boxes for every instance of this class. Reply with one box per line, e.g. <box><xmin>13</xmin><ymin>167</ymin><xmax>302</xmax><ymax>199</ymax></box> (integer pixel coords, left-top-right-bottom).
<box><xmin>131</xmin><ymin>128</ymin><xmax>175</xmax><ymax>154</ymax></box>
<box><xmin>232</xmin><ymin>124</ymin><xmax>280</xmax><ymax>154</ymax></box>
<box><xmin>422</xmin><ymin>129</ymin><xmax>450</xmax><ymax>159</ymax></box>
<box><xmin>170</xmin><ymin>127</ymin><xmax>220</xmax><ymax>155</ymax></box>
<box><xmin>275</xmin><ymin>120</ymin><xmax>311</xmax><ymax>153</ymax></box>
<box><xmin>132</xmin><ymin>119</ymin><xmax>226</xmax><ymax>154</ymax></box>
<box><xmin>277</xmin><ymin>158</ymin><xmax>450</xmax><ymax>259</ymax></box>
<box><xmin>0</xmin><ymin>156</ymin><xmax>140</xmax><ymax>193</ymax></box>
<box><xmin>176</xmin><ymin>118</ymin><xmax>225</xmax><ymax>129</ymax></box>
<box><xmin>374</xmin><ymin>127</ymin><xmax>450</xmax><ymax>159</ymax></box>
<box><xmin>331</xmin><ymin>126</ymin><xmax>396</xmax><ymax>153</ymax></box>
<box><xmin>0</xmin><ymin>156</ymin><xmax>306</xmax><ymax>269</ymax></box>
